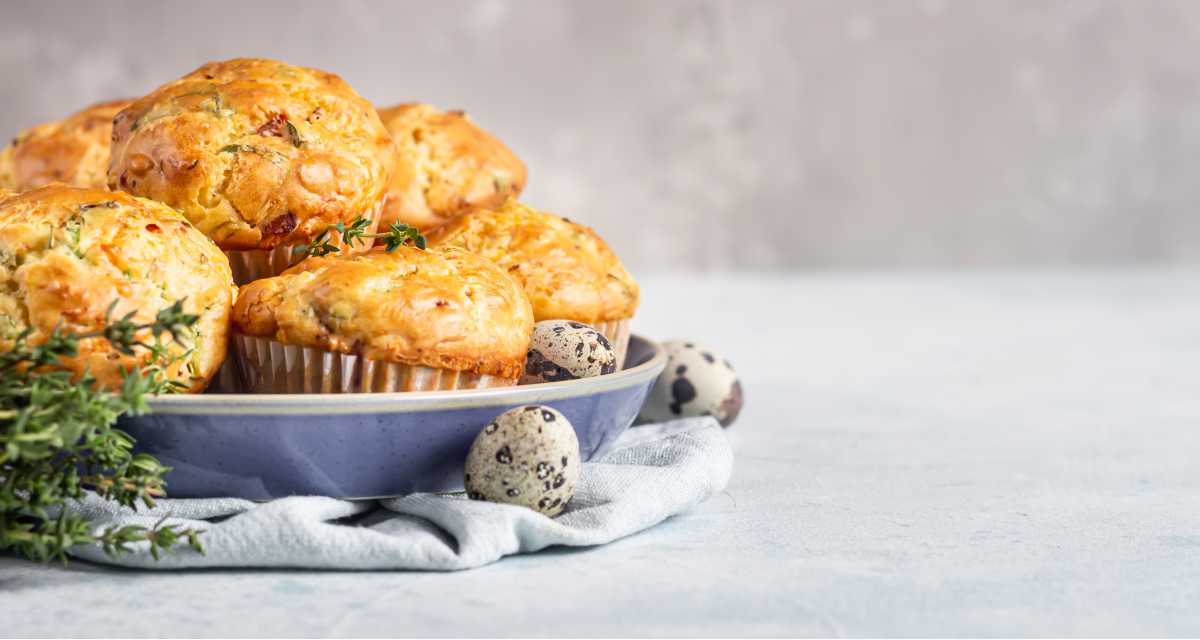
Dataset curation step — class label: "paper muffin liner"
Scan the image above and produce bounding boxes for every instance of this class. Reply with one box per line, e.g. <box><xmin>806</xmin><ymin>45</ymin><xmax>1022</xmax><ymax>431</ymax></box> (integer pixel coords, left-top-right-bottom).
<box><xmin>224</xmin><ymin>206</ymin><xmax>383</xmax><ymax>285</ymax></box>
<box><xmin>591</xmin><ymin>318</ymin><xmax>632</xmax><ymax>367</ymax></box>
<box><xmin>233</xmin><ymin>334</ymin><xmax>517</xmax><ymax>393</ymax></box>
<box><xmin>207</xmin><ymin>352</ymin><xmax>243</xmax><ymax>393</ymax></box>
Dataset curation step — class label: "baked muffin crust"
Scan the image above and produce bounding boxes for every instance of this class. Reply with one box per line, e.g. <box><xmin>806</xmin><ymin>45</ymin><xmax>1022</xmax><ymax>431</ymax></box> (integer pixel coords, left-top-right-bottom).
<box><xmin>0</xmin><ymin>184</ymin><xmax>235</xmax><ymax>391</ymax></box>
<box><xmin>0</xmin><ymin>99</ymin><xmax>132</xmax><ymax>192</ymax></box>
<box><xmin>108</xmin><ymin>58</ymin><xmax>394</xmax><ymax>250</ymax></box>
<box><xmin>233</xmin><ymin>246</ymin><xmax>533</xmax><ymax>379</ymax></box>
<box><xmin>425</xmin><ymin>200</ymin><xmax>639</xmax><ymax>323</ymax></box>
<box><xmin>377</xmin><ymin>103</ymin><xmax>525</xmax><ymax>230</ymax></box>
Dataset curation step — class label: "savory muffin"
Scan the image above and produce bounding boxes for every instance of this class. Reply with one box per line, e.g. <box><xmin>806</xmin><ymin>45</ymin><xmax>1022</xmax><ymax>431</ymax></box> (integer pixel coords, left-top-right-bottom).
<box><xmin>232</xmin><ymin>245</ymin><xmax>534</xmax><ymax>392</ymax></box>
<box><xmin>108</xmin><ymin>58</ymin><xmax>395</xmax><ymax>282</ymax></box>
<box><xmin>0</xmin><ymin>184</ymin><xmax>235</xmax><ymax>392</ymax></box>
<box><xmin>0</xmin><ymin>99</ymin><xmax>132</xmax><ymax>192</ymax></box>
<box><xmin>376</xmin><ymin>103</ymin><xmax>525</xmax><ymax>231</ymax></box>
<box><xmin>425</xmin><ymin>199</ymin><xmax>639</xmax><ymax>361</ymax></box>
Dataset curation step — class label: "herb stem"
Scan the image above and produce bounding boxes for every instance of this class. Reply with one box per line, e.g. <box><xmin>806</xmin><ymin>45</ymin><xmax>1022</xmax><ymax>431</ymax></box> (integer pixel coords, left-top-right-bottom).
<box><xmin>294</xmin><ymin>217</ymin><xmax>427</xmax><ymax>258</ymax></box>
<box><xmin>1</xmin><ymin>299</ymin><xmax>203</xmax><ymax>563</ymax></box>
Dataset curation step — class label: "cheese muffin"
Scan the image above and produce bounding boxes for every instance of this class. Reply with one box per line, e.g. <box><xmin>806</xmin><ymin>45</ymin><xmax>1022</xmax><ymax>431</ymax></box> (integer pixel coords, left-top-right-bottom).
<box><xmin>0</xmin><ymin>98</ymin><xmax>132</xmax><ymax>192</ymax></box>
<box><xmin>232</xmin><ymin>245</ymin><xmax>533</xmax><ymax>393</ymax></box>
<box><xmin>377</xmin><ymin>103</ymin><xmax>525</xmax><ymax>231</ymax></box>
<box><xmin>108</xmin><ymin>58</ymin><xmax>395</xmax><ymax>283</ymax></box>
<box><xmin>425</xmin><ymin>200</ymin><xmax>639</xmax><ymax>362</ymax></box>
<box><xmin>0</xmin><ymin>184</ymin><xmax>235</xmax><ymax>392</ymax></box>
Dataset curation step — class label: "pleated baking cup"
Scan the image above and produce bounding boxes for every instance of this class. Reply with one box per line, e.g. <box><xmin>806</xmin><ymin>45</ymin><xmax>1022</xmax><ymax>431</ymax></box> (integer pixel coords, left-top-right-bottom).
<box><xmin>223</xmin><ymin>209</ymin><xmax>383</xmax><ymax>285</ymax></box>
<box><xmin>233</xmin><ymin>334</ymin><xmax>517</xmax><ymax>393</ymax></box>
<box><xmin>207</xmin><ymin>352</ymin><xmax>243</xmax><ymax>393</ymax></box>
<box><xmin>591</xmin><ymin>318</ymin><xmax>632</xmax><ymax>367</ymax></box>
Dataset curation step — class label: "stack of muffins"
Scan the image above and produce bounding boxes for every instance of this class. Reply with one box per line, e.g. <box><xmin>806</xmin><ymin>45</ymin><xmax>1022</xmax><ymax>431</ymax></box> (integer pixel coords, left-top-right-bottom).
<box><xmin>0</xmin><ymin>58</ymin><xmax>639</xmax><ymax>394</ymax></box>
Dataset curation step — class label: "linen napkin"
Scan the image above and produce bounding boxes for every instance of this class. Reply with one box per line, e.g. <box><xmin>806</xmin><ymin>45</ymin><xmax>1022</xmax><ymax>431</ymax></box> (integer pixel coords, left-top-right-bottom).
<box><xmin>66</xmin><ymin>417</ymin><xmax>732</xmax><ymax>570</ymax></box>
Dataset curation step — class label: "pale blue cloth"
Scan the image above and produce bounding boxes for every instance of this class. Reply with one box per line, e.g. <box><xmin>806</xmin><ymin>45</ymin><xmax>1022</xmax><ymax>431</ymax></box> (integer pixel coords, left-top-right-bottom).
<box><xmin>66</xmin><ymin>417</ymin><xmax>732</xmax><ymax>570</ymax></box>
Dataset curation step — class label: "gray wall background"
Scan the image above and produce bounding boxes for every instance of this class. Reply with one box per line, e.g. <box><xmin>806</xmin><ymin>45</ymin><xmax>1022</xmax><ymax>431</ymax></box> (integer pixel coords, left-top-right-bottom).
<box><xmin>2</xmin><ymin>0</ymin><xmax>1197</xmax><ymax>271</ymax></box>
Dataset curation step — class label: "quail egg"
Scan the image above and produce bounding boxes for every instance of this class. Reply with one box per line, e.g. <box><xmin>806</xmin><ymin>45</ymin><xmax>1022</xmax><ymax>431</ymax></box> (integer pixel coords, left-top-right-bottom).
<box><xmin>639</xmin><ymin>341</ymin><xmax>743</xmax><ymax>427</ymax></box>
<box><xmin>520</xmin><ymin>320</ymin><xmax>618</xmax><ymax>385</ymax></box>
<box><xmin>464</xmin><ymin>405</ymin><xmax>581</xmax><ymax>516</ymax></box>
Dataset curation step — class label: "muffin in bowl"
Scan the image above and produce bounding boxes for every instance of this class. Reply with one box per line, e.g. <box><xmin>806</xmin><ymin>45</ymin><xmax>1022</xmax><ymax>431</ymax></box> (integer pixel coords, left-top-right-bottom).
<box><xmin>0</xmin><ymin>98</ymin><xmax>132</xmax><ymax>192</ymax></box>
<box><xmin>232</xmin><ymin>245</ymin><xmax>533</xmax><ymax>393</ymax></box>
<box><xmin>0</xmin><ymin>184</ymin><xmax>235</xmax><ymax>392</ymax></box>
<box><xmin>425</xmin><ymin>199</ymin><xmax>639</xmax><ymax>362</ymax></box>
<box><xmin>108</xmin><ymin>58</ymin><xmax>395</xmax><ymax>283</ymax></box>
<box><xmin>376</xmin><ymin>103</ymin><xmax>525</xmax><ymax>231</ymax></box>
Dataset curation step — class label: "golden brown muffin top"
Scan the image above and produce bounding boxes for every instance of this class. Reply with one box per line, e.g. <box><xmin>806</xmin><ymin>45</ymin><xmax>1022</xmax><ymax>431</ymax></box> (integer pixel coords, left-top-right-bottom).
<box><xmin>109</xmin><ymin>58</ymin><xmax>395</xmax><ymax>251</ymax></box>
<box><xmin>377</xmin><ymin>103</ymin><xmax>525</xmax><ymax>231</ymax></box>
<box><xmin>0</xmin><ymin>184</ymin><xmax>235</xmax><ymax>391</ymax></box>
<box><xmin>0</xmin><ymin>99</ymin><xmax>132</xmax><ymax>192</ymax></box>
<box><xmin>425</xmin><ymin>200</ymin><xmax>639</xmax><ymax>323</ymax></box>
<box><xmin>233</xmin><ymin>246</ymin><xmax>533</xmax><ymax>379</ymax></box>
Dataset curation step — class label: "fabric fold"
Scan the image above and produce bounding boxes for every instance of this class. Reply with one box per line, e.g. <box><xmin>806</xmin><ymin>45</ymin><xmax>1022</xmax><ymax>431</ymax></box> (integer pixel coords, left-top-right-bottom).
<box><xmin>66</xmin><ymin>417</ymin><xmax>731</xmax><ymax>570</ymax></box>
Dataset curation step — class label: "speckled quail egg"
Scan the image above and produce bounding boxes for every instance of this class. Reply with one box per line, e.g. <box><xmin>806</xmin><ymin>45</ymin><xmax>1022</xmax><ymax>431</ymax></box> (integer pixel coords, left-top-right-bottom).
<box><xmin>520</xmin><ymin>320</ymin><xmax>618</xmax><ymax>385</ymax></box>
<box><xmin>464</xmin><ymin>405</ymin><xmax>581</xmax><ymax>516</ymax></box>
<box><xmin>639</xmin><ymin>341</ymin><xmax>743</xmax><ymax>427</ymax></box>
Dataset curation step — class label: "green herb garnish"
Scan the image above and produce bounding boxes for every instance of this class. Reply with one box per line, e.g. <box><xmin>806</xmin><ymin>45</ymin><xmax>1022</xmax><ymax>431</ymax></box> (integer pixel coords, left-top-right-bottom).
<box><xmin>218</xmin><ymin>144</ymin><xmax>288</xmax><ymax>166</ymax></box>
<box><xmin>295</xmin><ymin>217</ymin><xmax>427</xmax><ymax>258</ymax></box>
<box><xmin>64</xmin><ymin>215</ymin><xmax>86</xmax><ymax>260</ymax></box>
<box><xmin>0</xmin><ymin>300</ymin><xmax>206</xmax><ymax>563</ymax></box>
<box><xmin>285</xmin><ymin>120</ymin><xmax>303</xmax><ymax>148</ymax></box>
<box><xmin>205</xmin><ymin>92</ymin><xmax>223</xmax><ymax>116</ymax></box>
<box><xmin>79</xmin><ymin>200</ymin><xmax>118</xmax><ymax>212</ymax></box>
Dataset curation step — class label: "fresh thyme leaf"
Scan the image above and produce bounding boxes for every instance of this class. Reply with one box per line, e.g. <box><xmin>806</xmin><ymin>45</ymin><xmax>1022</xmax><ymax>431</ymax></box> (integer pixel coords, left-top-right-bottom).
<box><xmin>0</xmin><ymin>300</ymin><xmax>205</xmax><ymax>564</ymax></box>
<box><xmin>294</xmin><ymin>216</ymin><xmax>427</xmax><ymax>258</ymax></box>
<box><xmin>380</xmin><ymin>222</ymin><xmax>426</xmax><ymax>252</ymax></box>
<box><xmin>338</xmin><ymin>217</ymin><xmax>372</xmax><ymax>245</ymax></box>
<box><xmin>295</xmin><ymin>226</ymin><xmax>338</xmax><ymax>257</ymax></box>
<box><xmin>219</xmin><ymin>144</ymin><xmax>253</xmax><ymax>154</ymax></box>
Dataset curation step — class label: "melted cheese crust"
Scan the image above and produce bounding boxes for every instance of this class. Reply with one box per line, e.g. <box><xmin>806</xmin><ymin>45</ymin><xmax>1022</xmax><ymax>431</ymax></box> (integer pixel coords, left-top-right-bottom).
<box><xmin>109</xmin><ymin>58</ymin><xmax>395</xmax><ymax>250</ymax></box>
<box><xmin>0</xmin><ymin>99</ymin><xmax>132</xmax><ymax>192</ymax></box>
<box><xmin>426</xmin><ymin>200</ymin><xmax>639</xmax><ymax>323</ymax></box>
<box><xmin>0</xmin><ymin>184</ymin><xmax>235</xmax><ymax>391</ymax></box>
<box><xmin>233</xmin><ymin>246</ymin><xmax>533</xmax><ymax>379</ymax></box>
<box><xmin>377</xmin><ymin>103</ymin><xmax>525</xmax><ymax>231</ymax></box>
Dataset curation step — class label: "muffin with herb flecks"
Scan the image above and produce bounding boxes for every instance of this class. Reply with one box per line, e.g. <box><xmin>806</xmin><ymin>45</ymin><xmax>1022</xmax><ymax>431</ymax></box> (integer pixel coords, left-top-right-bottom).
<box><xmin>0</xmin><ymin>98</ymin><xmax>132</xmax><ymax>192</ymax></box>
<box><xmin>0</xmin><ymin>184</ymin><xmax>235</xmax><ymax>392</ymax></box>
<box><xmin>376</xmin><ymin>103</ymin><xmax>525</xmax><ymax>232</ymax></box>
<box><xmin>231</xmin><ymin>245</ymin><xmax>533</xmax><ymax>393</ymax></box>
<box><xmin>425</xmin><ymin>199</ymin><xmax>639</xmax><ymax>363</ymax></box>
<box><xmin>108</xmin><ymin>58</ymin><xmax>395</xmax><ymax>284</ymax></box>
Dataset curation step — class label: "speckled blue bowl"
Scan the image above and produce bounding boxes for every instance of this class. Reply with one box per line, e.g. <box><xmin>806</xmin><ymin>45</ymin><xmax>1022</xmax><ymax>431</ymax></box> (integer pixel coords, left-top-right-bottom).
<box><xmin>120</xmin><ymin>335</ymin><xmax>665</xmax><ymax>500</ymax></box>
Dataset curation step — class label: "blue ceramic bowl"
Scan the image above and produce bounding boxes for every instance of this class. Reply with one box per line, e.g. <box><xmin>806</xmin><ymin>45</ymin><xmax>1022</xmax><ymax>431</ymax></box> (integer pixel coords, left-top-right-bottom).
<box><xmin>121</xmin><ymin>335</ymin><xmax>665</xmax><ymax>500</ymax></box>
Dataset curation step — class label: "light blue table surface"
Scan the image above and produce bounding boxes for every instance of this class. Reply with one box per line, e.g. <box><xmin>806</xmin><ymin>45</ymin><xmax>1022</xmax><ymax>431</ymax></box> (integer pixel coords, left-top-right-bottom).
<box><xmin>3</xmin><ymin>270</ymin><xmax>1199</xmax><ymax>637</ymax></box>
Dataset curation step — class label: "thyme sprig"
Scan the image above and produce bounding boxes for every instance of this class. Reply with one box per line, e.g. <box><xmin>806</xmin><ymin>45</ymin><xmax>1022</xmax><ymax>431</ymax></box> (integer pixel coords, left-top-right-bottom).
<box><xmin>295</xmin><ymin>217</ymin><xmax>427</xmax><ymax>258</ymax></box>
<box><xmin>0</xmin><ymin>300</ymin><xmax>205</xmax><ymax>563</ymax></box>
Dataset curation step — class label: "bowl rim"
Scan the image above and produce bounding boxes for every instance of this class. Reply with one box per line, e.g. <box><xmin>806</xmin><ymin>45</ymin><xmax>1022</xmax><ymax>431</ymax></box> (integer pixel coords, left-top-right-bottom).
<box><xmin>145</xmin><ymin>334</ymin><xmax>666</xmax><ymax>415</ymax></box>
